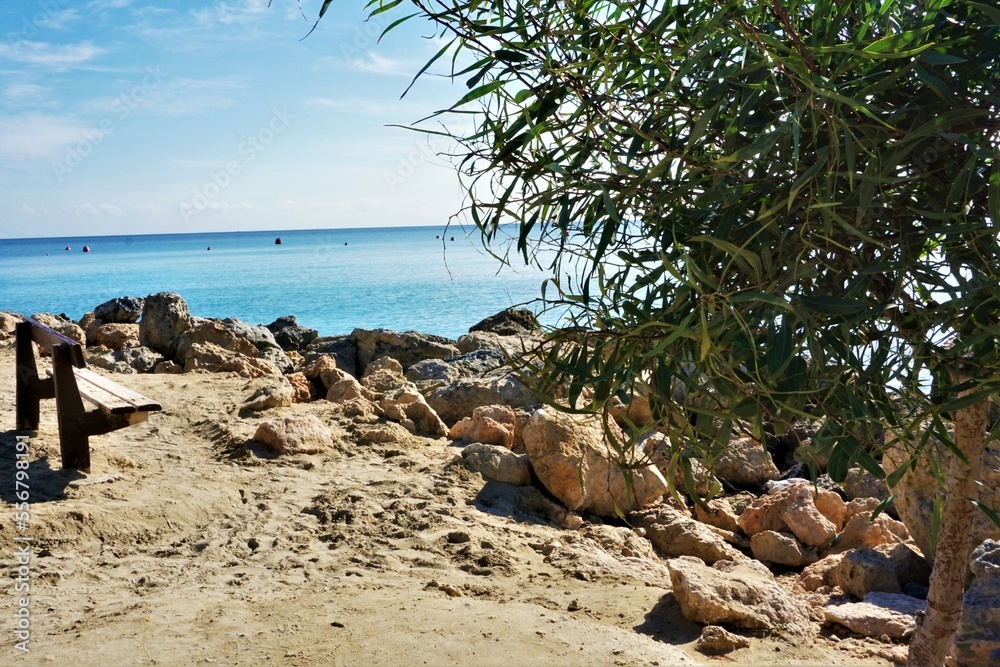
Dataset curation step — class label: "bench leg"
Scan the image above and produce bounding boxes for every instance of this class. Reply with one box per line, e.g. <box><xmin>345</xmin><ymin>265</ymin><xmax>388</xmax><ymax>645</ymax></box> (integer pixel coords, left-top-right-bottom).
<box><xmin>15</xmin><ymin>321</ymin><xmax>41</xmax><ymax>431</ymax></box>
<box><xmin>51</xmin><ymin>344</ymin><xmax>91</xmax><ymax>472</ymax></box>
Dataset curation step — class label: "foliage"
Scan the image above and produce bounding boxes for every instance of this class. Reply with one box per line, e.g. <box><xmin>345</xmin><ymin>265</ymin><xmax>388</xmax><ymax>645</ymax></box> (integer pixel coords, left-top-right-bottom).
<box><xmin>357</xmin><ymin>0</ymin><xmax>1000</xmax><ymax>494</ymax></box>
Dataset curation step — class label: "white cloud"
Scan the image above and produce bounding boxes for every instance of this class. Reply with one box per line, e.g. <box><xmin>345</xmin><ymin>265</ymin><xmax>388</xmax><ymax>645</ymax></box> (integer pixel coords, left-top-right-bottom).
<box><xmin>0</xmin><ymin>114</ymin><xmax>91</xmax><ymax>161</ymax></box>
<box><xmin>348</xmin><ymin>53</ymin><xmax>412</xmax><ymax>77</ymax></box>
<box><xmin>17</xmin><ymin>205</ymin><xmax>38</xmax><ymax>215</ymax></box>
<box><xmin>192</xmin><ymin>0</ymin><xmax>272</xmax><ymax>28</ymax></box>
<box><xmin>4</xmin><ymin>83</ymin><xmax>50</xmax><ymax>100</ymax></box>
<box><xmin>69</xmin><ymin>203</ymin><xmax>122</xmax><ymax>217</ymax></box>
<box><xmin>88</xmin><ymin>0</ymin><xmax>134</xmax><ymax>9</ymax></box>
<box><xmin>0</xmin><ymin>41</ymin><xmax>106</xmax><ymax>68</ymax></box>
<box><xmin>306</xmin><ymin>96</ymin><xmax>408</xmax><ymax>117</ymax></box>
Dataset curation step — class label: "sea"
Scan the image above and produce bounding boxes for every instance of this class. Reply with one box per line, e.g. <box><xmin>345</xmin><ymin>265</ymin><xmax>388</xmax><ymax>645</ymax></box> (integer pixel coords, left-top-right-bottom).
<box><xmin>0</xmin><ymin>226</ymin><xmax>554</xmax><ymax>339</ymax></box>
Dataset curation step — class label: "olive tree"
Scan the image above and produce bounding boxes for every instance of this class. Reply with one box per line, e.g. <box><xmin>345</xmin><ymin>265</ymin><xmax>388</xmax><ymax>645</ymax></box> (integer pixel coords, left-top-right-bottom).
<box><xmin>316</xmin><ymin>0</ymin><xmax>999</xmax><ymax>662</ymax></box>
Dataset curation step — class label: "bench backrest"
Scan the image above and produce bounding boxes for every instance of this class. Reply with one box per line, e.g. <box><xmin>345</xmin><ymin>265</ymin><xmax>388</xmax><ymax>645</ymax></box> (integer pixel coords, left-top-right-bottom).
<box><xmin>22</xmin><ymin>316</ymin><xmax>86</xmax><ymax>368</ymax></box>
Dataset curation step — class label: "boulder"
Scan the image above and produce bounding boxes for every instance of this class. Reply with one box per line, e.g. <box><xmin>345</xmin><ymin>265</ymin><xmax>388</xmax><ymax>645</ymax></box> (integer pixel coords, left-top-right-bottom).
<box><xmin>94</xmin><ymin>296</ymin><xmax>144</xmax><ymax>323</ymax></box>
<box><xmin>695</xmin><ymin>626</ymin><xmax>751</xmax><ymax>655</ymax></box>
<box><xmin>353</xmin><ymin>328</ymin><xmax>458</xmax><ymax>375</ymax></box>
<box><xmin>783</xmin><ymin>496</ymin><xmax>838</xmax><ymax>549</ymax></box>
<box><xmin>709</xmin><ymin>436</ymin><xmax>780</xmax><ymax>487</ymax></box>
<box><xmin>953</xmin><ymin>540</ymin><xmax>1000</xmax><ymax>667</ymax></box>
<box><xmin>243</xmin><ymin>379</ymin><xmax>294</xmax><ymax>412</ymax></box>
<box><xmin>115</xmin><ymin>346</ymin><xmax>162</xmax><ymax>373</ymax></box>
<box><xmin>449</xmin><ymin>404</ymin><xmax>518</xmax><ymax>449</ymax></box>
<box><xmin>461</xmin><ymin>443</ymin><xmax>533</xmax><ymax>486</ymax></box>
<box><xmin>840</xmin><ymin>466</ymin><xmax>891</xmax><ymax>503</ymax></box>
<box><xmin>830</xmin><ymin>512</ymin><xmax>911</xmax><ymax>554</ymax></box>
<box><xmin>799</xmin><ymin>553</ymin><xmax>847</xmax><ymax>591</ymax></box>
<box><xmin>361</xmin><ymin>356</ymin><xmax>407</xmax><ymax>394</ymax></box>
<box><xmin>738</xmin><ymin>482</ymin><xmax>837</xmax><ymax>542</ymax></box>
<box><xmin>666</xmin><ymin>555</ymin><xmax>813</xmax><ymax>635</ymax></box>
<box><xmin>30</xmin><ymin>313</ymin><xmax>86</xmax><ymax>347</ymax></box>
<box><xmin>266</xmin><ymin>315</ymin><xmax>318</xmax><ymax>351</ymax></box>
<box><xmin>822</xmin><ymin>592</ymin><xmax>925</xmax><ymax>640</ymax></box>
<box><xmin>176</xmin><ymin>319</ymin><xmax>258</xmax><ymax>360</ymax></box>
<box><xmin>456</xmin><ymin>330</ymin><xmax>531</xmax><ymax>356</ymax></box>
<box><xmin>252</xmin><ymin>415</ymin><xmax>332</xmax><ymax>455</ymax></box>
<box><xmin>468</xmin><ymin>307</ymin><xmax>540</xmax><ymax>336</ymax></box>
<box><xmin>327</xmin><ymin>376</ymin><xmax>372</xmax><ymax>404</ymax></box>
<box><xmin>428</xmin><ymin>374</ymin><xmax>537</xmax><ymax>425</ymax></box>
<box><xmin>883</xmin><ymin>429</ymin><xmax>1000</xmax><ymax>564</ymax></box>
<box><xmin>183</xmin><ymin>342</ymin><xmax>282</xmax><ymax>378</ymax></box>
<box><xmin>285</xmin><ymin>372</ymin><xmax>315</xmax><ymax>403</ymax></box>
<box><xmin>153</xmin><ymin>360</ymin><xmax>183</xmax><ymax>374</ymax></box>
<box><xmin>304</xmin><ymin>355</ymin><xmax>347</xmax><ymax>390</ymax></box>
<box><xmin>643</xmin><ymin>432</ymin><xmax>722</xmax><ymax>498</ymax></box>
<box><xmin>379</xmin><ymin>387</ymin><xmax>448</xmax><ymax>437</ymax></box>
<box><xmin>0</xmin><ymin>312</ymin><xmax>20</xmax><ymax>337</ymax></box>
<box><xmin>750</xmin><ymin>531</ymin><xmax>818</xmax><ymax>567</ymax></box>
<box><xmin>94</xmin><ymin>323</ymin><xmax>140</xmax><ymax>351</ymax></box>
<box><xmin>524</xmin><ymin>409</ymin><xmax>667</xmax><ymax>517</ymax></box>
<box><xmin>305</xmin><ymin>336</ymin><xmax>358</xmax><ymax>376</ymax></box>
<box><xmin>406</xmin><ymin>349</ymin><xmax>507</xmax><ymax>386</ymax></box>
<box><xmin>693</xmin><ymin>497</ymin><xmax>741</xmax><ymax>535</ymax></box>
<box><xmin>139</xmin><ymin>292</ymin><xmax>192</xmax><ymax>360</ymax></box>
<box><xmin>631</xmin><ymin>505</ymin><xmax>748</xmax><ymax>564</ymax></box>
<box><xmin>831</xmin><ymin>543</ymin><xmax>930</xmax><ymax>598</ymax></box>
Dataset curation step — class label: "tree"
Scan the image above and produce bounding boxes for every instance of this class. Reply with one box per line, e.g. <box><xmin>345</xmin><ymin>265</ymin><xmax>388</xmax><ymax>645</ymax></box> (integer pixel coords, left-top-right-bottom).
<box><xmin>322</xmin><ymin>0</ymin><xmax>999</xmax><ymax>663</ymax></box>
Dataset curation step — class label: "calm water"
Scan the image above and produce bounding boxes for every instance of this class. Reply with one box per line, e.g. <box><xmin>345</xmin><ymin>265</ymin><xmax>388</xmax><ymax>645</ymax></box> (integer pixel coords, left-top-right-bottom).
<box><xmin>0</xmin><ymin>226</ymin><xmax>551</xmax><ymax>339</ymax></box>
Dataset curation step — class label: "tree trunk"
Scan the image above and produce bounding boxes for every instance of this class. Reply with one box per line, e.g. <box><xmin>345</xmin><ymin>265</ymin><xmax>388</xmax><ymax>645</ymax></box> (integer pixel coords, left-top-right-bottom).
<box><xmin>907</xmin><ymin>384</ymin><xmax>988</xmax><ymax>667</ymax></box>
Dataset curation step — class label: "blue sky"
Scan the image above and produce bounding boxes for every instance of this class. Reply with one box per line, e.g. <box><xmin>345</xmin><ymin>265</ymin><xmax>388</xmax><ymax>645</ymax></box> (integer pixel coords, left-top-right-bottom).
<box><xmin>0</xmin><ymin>0</ymin><xmax>466</xmax><ymax>238</ymax></box>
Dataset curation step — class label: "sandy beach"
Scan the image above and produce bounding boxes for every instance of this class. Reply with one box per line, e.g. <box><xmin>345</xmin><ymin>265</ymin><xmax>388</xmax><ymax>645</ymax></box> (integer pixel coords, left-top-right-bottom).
<box><xmin>0</xmin><ymin>338</ymin><xmax>905</xmax><ymax>667</ymax></box>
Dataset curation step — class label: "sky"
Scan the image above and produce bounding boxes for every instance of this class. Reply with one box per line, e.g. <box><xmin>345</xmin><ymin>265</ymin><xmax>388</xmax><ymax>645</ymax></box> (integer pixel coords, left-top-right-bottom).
<box><xmin>0</xmin><ymin>0</ymin><xmax>468</xmax><ymax>239</ymax></box>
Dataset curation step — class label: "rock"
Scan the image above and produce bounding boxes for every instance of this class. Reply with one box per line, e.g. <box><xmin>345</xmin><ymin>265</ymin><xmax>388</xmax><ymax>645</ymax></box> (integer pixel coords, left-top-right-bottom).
<box><xmin>831</xmin><ymin>512</ymin><xmax>911</xmax><ymax>554</ymax></box>
<box><xmin>580</xmin><ymin>524</ymin><xmax>658</xmax><ymax>559</ymax></box>
<box><xmin>361</xmin><ymin>356</ymin><xmax>407</xmax><ymax>393</ymax></box>
<box><xmin>609</xmin><ymin>394</ymin><xmax>654</xmax><ymax>429</ymax></box>
<box><xmin>153</xmin><ymin>360</ymin><xmax>183</xmax><ymax>374</ymax></box>
<box><xmin>353</xmin><ymin>328</ymin><xmax>458</xmax><ymax>375</ymax></box>
<box><xmin>710</xmin><ymin>436</ymin><xmax>780</xmax><ymax>487</ymax></box>
<box><xmin>750</xmin><ymin>531</ymin><xmax>817</xmax><ymax>567</ymax></box>
<box><xmin>115</xmin><ymin>346</ymin><xmax>162</xmax><ymax>373</ymax></box>
<box><xmin>243</xmin><ymin>379</ymin><xmax>294</xmax><ymax>411</ymax></box>
<box><xmin>30</xmin><ymin>313</ymin><xmax>86</xmax><ymax>347</ymax></box>
<box><xmin>266</xmin><ymin>315</ymin><xmax>318</xmax><ymax>351</ymax></box>
<box><xmin>783</xmin><ymin>496</ymin><xmax>838</xmax><ymax>548</ymax></box>
<box><xmin>304</xmin><ymin>355</ymin><xmax>347</xmax><ymax>390</ymax></box>
<box><xmin>379</xmin><ymin>387</ymin><xmax>448</xmax><ymax>437</ymax></box>
<box><xmin>406</xmin><ymin>349</ymin><xmax>507</xmax><ymax>386</ymax></box>
<box><xmin>693</xmin><ymin>497</ymin><xmax>741</xmax><ymax>534</ymax></box>
<box><xmin>358</xmin><ymin>424</ymin><xmax>409</xmax><ymax>445</ymax></box>
<box><xmin>813</xmin><ymin>488</ymin><xmax>847</xmax><ymax>532</ymax></box>
<box><xmin>456</xmin><ymin>330</ymin><xmax>531</xmax><ymax>356</ymax></box>
<box><xmin>799</xmin><ymin>553</ymin><xmax>847</xmax><ymax>591</ymax></box>
<box><xmin>94</xmin><ymin>296</ymin><xmax>144</xmax><ymax>323</ymax></box>
<box><xmin>840</xmin><ymin>466</ymin><xmax>891</xmax><ymax>503</ymax></box>
<box><xmin>738</xmin><ymin>481</ymin><xmax>830</xmax><ymax>538</ymax></box>
<box><xmin>139</xmin><ymin>292</ymin><xmax>192</xmax><ymax>360</ymax></box>
<box><xmin>285</xmin><ymin>372</ymin><xmax>315</xmax><ymax>403</ymax></box>
<box><xmin>666</xmin><ymin>555</ymin><xmax>813</xmax><ymax>635</ymax></box>
<box><xmin>643</xmin><ymin>432</ymin><xmax>722</xmax><ymax>498</ymax></box>
<box><xmin>177</xmin><ymin>319</ymin><xmax>259</xmax><ymax>360</ymax></box>
<box><xmin>341</xmin><ymin>397</ymin><xmax>380</xmax><ymax>419</ymax></box>
<box><xmin>428</xmin><ymin>374</ymin><xmax>537</xmax><ymax>425</ymax></box>
<box><xmin>94</xmin><ymin>323</ymin><xmax>140</xmax><ymax>351</ymax></box>
<box><xmin>629</xmin><ymin>505</ymin><xmax>748</xmax><ymax>564</ymax></box>
<box><xmin>468</xmin><ymin>307</ymin><xmax>540</xmax><ymax>336</ymax></box>
<box><xmin>252</xmin><ymin>415</ymin><xmax>332</xmax><ymax>454</ymax></box>
<box><xmin>953</xmin><ymin>540</ymin><xmax>1000</xmax><ymax>667</ymax></box>
<box><xmin>327</xmin><ymin>377</ymin><xmax>372</xmax><ymax>404</ymax></box>
<box><xmin>183</xmin><ymin>343</ymin><xmax>282</xmax><ymax>378</ymax></box>
<box><xmin>449</xmin><ymin>404</ymin><xmax>517</xmax><ymax>449</ymax></box>
<box><xmin>0</xmin><ymin>312</ymin><xmax>20</xmax><ymax>337</ymax></box>
<box><xmin>831</xmin><ymin>543</ymin><xmax>930</xmax><ymax>598</ymax></box>
<box><xmin>883</xmin><ymin>429</ymin><xmax>1000</xmax><ymax>565</ymax></box>
<box><xmin>305</xmin><ymin>336</ymin><xmax>358</xmax><ymax>376</ymax></box>
<box><xmin>524</xmin><ymin>409</ymin><xmax>667</xmax><ymax>517</ymax></box>
<box><xmin>822</xmin><ymin>592</ymin><xmax>925</xmax><ymax>640</ymax></box>
<box><xmin>695</xmin><ymin>625</ymin><xmax>751</xmax><ymax>655</ymax></box>
<box><xmin>461</xmin><ymin>443</ymin><xmax>533</xmax><ymax>486</ymax></box>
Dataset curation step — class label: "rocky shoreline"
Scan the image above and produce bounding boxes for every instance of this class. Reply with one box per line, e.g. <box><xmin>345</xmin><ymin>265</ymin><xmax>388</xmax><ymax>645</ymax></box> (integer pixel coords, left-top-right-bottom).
<box><xmin>2</xmin><ymin>292</ymin><xmax>998</xmax><ymax>665</ymax></box>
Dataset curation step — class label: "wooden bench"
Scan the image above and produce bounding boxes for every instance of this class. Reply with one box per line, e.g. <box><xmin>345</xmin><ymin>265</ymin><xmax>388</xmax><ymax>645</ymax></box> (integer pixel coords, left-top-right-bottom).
<box><xmin>15</xmin><ymin>316</ymin><xmax>161</xmax><ymax>471</ymax></box>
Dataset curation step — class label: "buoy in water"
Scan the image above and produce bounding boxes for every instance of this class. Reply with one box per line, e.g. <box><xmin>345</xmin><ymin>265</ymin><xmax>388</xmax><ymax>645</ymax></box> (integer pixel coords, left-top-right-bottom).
<box><xmin>65</xmin><ymin>245</ymin><xmax>71</xmax><ymax>251</ymax></box>
<box><xmin>275</xmin><ymin>237</ymin><xmax>282</xmax><ymax>245</ymax></box>
<box><xmin>207</xmin><ymin>247</ymin><xmax>211</xmax><ymax>251</ymax></box>
<box><xmin>82</xmin><ymin>245</ymin><xmax>90</xmax><ymax>253</ymax></box>
<box><xmin>450</xmin><ymin>237</ymin><xmax>455</xmax><ymax>241</ymax></box>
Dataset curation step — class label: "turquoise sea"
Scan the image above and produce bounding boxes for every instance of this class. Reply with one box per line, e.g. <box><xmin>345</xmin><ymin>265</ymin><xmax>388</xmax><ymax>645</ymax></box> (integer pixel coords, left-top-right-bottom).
<box><xmin>0</xmin><ymin>226</ymin><xmax>551</xmax><ymax>339</ymax></box>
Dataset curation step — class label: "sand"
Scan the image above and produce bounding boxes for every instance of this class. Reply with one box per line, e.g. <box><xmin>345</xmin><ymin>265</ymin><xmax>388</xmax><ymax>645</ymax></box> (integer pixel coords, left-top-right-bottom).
<box><xmin>0</xmin><ymin>345</ymin><xmax>898</xmax><ymax>666</ymax></box>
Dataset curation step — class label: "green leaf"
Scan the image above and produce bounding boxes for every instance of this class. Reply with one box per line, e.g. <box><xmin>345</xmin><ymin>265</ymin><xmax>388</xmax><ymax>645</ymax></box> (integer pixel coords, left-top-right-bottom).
<box><xmin>797</xmin><ymin>296</ymin><xmax>869</xmax><ymax>315</ymax></box>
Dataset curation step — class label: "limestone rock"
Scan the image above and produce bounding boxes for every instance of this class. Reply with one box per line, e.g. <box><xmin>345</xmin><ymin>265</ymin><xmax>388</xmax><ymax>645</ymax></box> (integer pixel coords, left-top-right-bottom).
<box><xmin>823</xmin><ymin>592</ymin><xmax>925</xmax><ymax>640</ymax></box>
<box><xmin>666</xmin><ymin>555</ymin><xmax>813</xmax><ymax>635</ymax></box>
<box><xmin>692</xmin><ymin>498</ymin><xmax>741</xmax><ymax>535</ymax></box>
<box><xmin>243</xmin><ymin>379</ymin><xmax>294</xmax><ymax>412</ymax></box>
<box><xmin>629</xmin><ymin>505</ymin><xmax>747</xmax><ymax>564</ymax></box>
<box><xmin>750</xmin><ymin>531</ymin><xmax>817</xmax><ymax>567</ymax></box>
<box><xmin>353</xmin><ymin>328</ymin><xmax>458</xmax><ymax>375</ymax></box>
<box><xmin>139</xmin><ymin>292</ymin><xmax>192</xmax><ymax>360</ymax></box>
<box><xmin>449</xmin><ymin>404</ymin><xmax>517</xmax><ymax>449</ymax></box>
<box><xmin>266</xmin><ymin>315</ymin><xmax>318</xmax><ymax>351</ymax></box>
<box><xmin>327</xmin><ymin>376</ymin><xmax>372</xmax><ymax>404</ymax></box>
<box><xmin>883</xmin><ymin>429</ymin><xmax>1000</xmax><ymax>564</ymax></box>
<box><xmin>738</xmin><ymin>481</ymin><xmax>830</xmax><ymax>539</ymax></box>
<box><xmin>456</xmin><ymin>330</ymin><xmax>531</xmax><ymax>356</ymax></box>
<box><xmin>305</xmin><ymin>336</ymin><xmax>358</xmax><ymax>376</ymax></box>
<box><xmin>115</xmin><ymin>345</ymin><xmax>162</xmax><ymax>373</ymax></box>
<box><xmin>814</xmin><ymin>489</ymin><xmax>847</xmax><ymax>532</ymax></box>
<box><xmin>94</xmin><ymin>296</ymin><xmax>144</xmax><ymax>324</ymax></box>
<box><xmin>30</xmin><ymin>313</ymin><xmax>86</xmax><ymax>347</ymax></box>
<box><xmin>177</xmin><ymin>319</ymin><xmax>259</xmax><ymax>361</ymax></box>
<box><xmin>695</xmin><ymin>625</ymin><xmax>751</xmax><ymax>655</ymax></box>
<box><xmin>361</xmin><ymin>356</ymin><xmax>407</xmax><ymax>393</ymax></box>
<box><xmin>783</xmin><ymin>497</ymin><xmax>838</xmax><ymax>548</ymax></box>
<box><xmin>840</xmin><ymin>466</ymin><xmax>891</xmax><ymax>503</ymax></box>
<box><xmin>799</xmin><ymin>553</ymin><xmax>847</xmax><ymax>591</ymax></box>
<box><xmin>304</xmin><ymin>355</ymin><xmax>347</xmax><ymax>390</ymax></box>
<box><xmin>407</xmin><ymin>349</ymin><xmax>507</xmax><ymax>387</ymax></box>
<box><xmin>285</xmin><ymin>372</ymin><xmax>314</xmax><ymax>403</ymax></box>
<box><xmin>429</xmin><ymin>374</ymin><xmax>537</xmax><ymax>425</ymax></box>
<box><xmin>524</xmin><ymin>409</ymin><xmax>667</xmax><ymax>517</ymax></box>
<box><xmin>94</xmin><ymin>323</ymin><xmax>140</xmax><ymax>351</ymax></box>
<box><xmin>379</xmin><ymin>387</ymin><xmax>448</xmax><ymax>437</ymax></box>
<box><xmin>461</xmin><ymin>443</ymin><xmax>533</xmax><ymax>486</ymax></box>
<box><xmin>0</xmin><ymin>312</ymin><xmax>19</xmax><ymax>339</ymax></box>
<box><xmin>153</xmin><ymin>360</ymin><xmax>183</xmax><ymax>374</ymax></box>
<box><xmin>469</xmin><ymin>307</ymin><xmax>540</xmax><ymax>336</ymax></box>
<box><xmin>580</xmin><ymin>524</ymin><xmax>657</xmax><ymax>560</ymax></box>
<box><xmin>643</xmin><ymin>432</ymin><xmax>722</xmax><ymax>498</ymax></box>
<box><xmin>183</xmin><ymin>342</ymin><xmax>281</xmax><ymax>378</ymax></box>
<box><xmin>831</xmin><ymin>543</ymin><xmax>930</xmax><ymax>599</ymax></box>
<box><xmin>953</xmin><ymin>540</ymin><xmax>1000</xmax><ymax>667</ymax></box>
<box><xmin>252</xmin><ymin>415</ymin><xmax>332</xmax><ymax>454</ymax></box>
<box><xmin>710</xmin><ymin>436</ymin><xmax>780</xmax><ymax>487</ymax></box>
<box><xmin>830</xmin><ymin>512</ymin><xmax>911</xmax><ymax>554</ymax></box>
